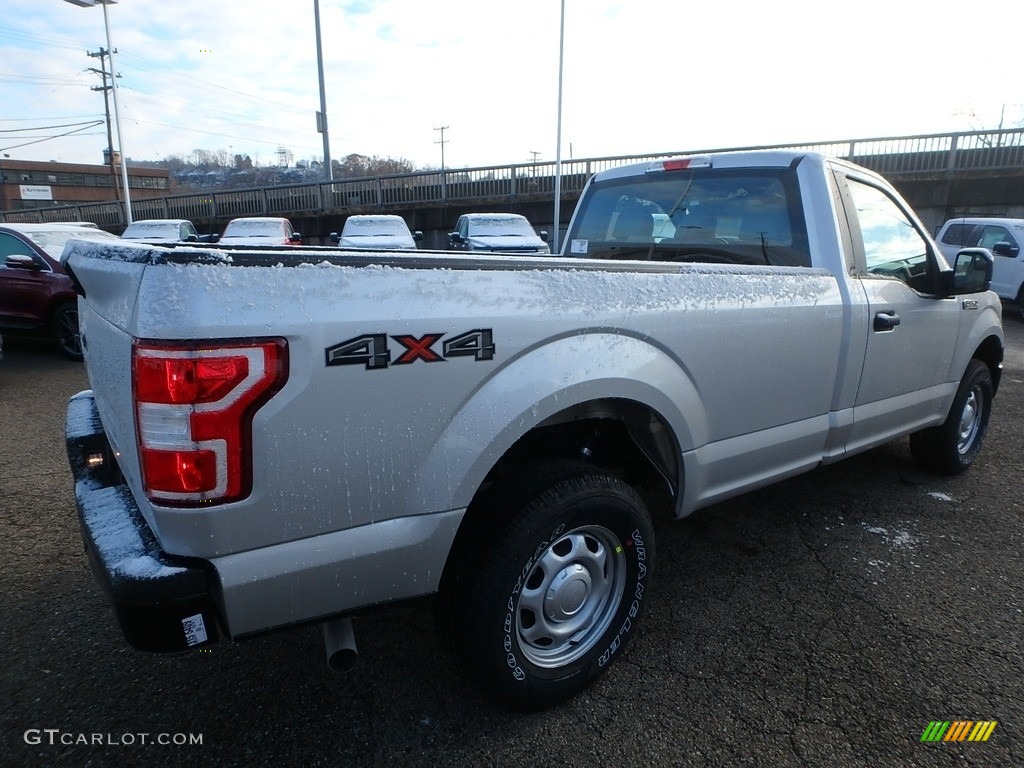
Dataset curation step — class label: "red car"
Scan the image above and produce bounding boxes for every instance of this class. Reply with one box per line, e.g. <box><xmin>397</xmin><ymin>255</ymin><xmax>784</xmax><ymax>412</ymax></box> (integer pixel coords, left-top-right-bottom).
<box><xmin>0</xmin><ymin>223</ymin><xmax>120</xmax><ymax>360</ymax></box>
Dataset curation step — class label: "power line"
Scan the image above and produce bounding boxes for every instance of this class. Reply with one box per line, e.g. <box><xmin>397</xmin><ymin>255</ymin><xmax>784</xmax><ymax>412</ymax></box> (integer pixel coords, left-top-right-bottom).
<box><xmin>0</xmin><ymin>121</ymin><xmax>103</xmax><ymax>153</ymax></box>
<box><xmin>0</xmin><ymin>120</ymin><xmax>102</xmax><ymax>134</ymax></box>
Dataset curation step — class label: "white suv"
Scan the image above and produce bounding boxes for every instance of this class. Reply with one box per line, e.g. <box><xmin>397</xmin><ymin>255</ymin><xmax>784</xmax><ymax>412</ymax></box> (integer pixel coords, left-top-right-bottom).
<box><xmin>936</xmin><ymin>217</ymin><xmax>1024</xmax><ymax>315</ymax></box>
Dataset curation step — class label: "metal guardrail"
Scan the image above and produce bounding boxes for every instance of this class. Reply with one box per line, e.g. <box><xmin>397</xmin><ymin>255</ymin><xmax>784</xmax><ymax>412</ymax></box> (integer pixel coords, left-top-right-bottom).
<box><xmin>4</xmin><ymin>128</ymin><xmax>1023</xmax><ymax>228</ymax></box>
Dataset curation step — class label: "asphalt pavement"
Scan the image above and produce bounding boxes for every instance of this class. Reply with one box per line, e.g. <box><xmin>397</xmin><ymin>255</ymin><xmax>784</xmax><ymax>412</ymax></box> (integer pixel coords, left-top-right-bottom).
<box><xmin>2</xmin><ymin>313</ymin><xmax>1022</xmax><ymax>767</ymax></box>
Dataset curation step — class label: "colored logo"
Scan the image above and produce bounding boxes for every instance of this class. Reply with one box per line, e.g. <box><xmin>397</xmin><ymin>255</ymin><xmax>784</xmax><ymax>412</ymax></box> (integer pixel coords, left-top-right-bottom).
<box><xmin>920</xmin><ymin>721</ymin><xmax>997</xmax><ymax>743</ymax></box>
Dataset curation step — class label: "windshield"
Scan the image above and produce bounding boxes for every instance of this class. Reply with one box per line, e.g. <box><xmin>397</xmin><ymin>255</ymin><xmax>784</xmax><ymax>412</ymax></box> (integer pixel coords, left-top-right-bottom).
<box><xmin>343</xmin><ymin>217</ymin><xmax>409</xmax><ymax>236</ymax></box>
<box><xmin>122</xmin><ymin>222</ymin><xmax>177</xmax><ymax>238</ymax></box>
<box><xmin>223</xmin><ymin>219</ymin><xmax>286</xmax><ymax>237</ymax></box>
<box><xmin>27</xmin><ymin>229</ymin><xmax>120</xmax><ymax>259</ymax></box>
<box><xmin>468</xmin><ymin>216</ymin><xmax>538</xmax><ymax>238</ymax></box>
<box><xmin>566</xmin><ymin>167</ymin><xmax>811</xmax><ymax>267</ymax></box>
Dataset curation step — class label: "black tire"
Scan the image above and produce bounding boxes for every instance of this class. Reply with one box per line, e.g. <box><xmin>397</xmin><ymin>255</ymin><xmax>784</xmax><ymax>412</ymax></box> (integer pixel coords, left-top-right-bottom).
<box><xmin>437</xmin><ymin>460</ymin><xmax>654</xmax><ymax>710</ymax></box>
<box><xmin>1016</xmin><ymin>284</ymin><xmax>1024</xmax><ymax>322</ymax></box>
<box><xmin>51</xmin><ymin>302</ymin><xmax>82</xmax><ymax>361</ymax></box>
<box><xmin>910</xmin><ymin>359</ymin><xmax>993</xmax><ymax>475</ymax></box>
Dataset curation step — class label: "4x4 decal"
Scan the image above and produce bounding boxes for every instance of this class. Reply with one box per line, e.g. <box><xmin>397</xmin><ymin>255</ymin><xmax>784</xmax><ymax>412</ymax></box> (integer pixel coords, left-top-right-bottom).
<box><xmin>326</xmin><ymin>329</ymin><xmax>495</xmax><ymax>370</ymax></box>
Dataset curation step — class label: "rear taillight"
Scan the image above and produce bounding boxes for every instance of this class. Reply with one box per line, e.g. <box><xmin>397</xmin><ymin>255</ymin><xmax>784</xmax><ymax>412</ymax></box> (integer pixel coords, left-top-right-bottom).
<box><xmin>133</xmin><ymin>338</ymin><xmax>288</xmax><ymax>506</ymax></box>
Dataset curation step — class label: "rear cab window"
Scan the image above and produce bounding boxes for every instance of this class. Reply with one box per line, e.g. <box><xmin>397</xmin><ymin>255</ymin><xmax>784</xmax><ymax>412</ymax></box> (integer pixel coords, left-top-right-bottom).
<box><xmin>565</xmin><ymin>165</ymin><xmax>811</xmax><ymax>267</ymax></box>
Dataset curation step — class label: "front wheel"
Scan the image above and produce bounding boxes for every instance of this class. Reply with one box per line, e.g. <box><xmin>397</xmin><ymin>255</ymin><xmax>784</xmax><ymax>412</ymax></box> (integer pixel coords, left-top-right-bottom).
<box><xmin>51</xmin><ymin>302</ymin><xmax>82</xmax><ymax>361</ymax></box>
<box><xmin>438</xmin><ymin>461</ymin><xmax>654</xmax><ymax>710</ymax></box>
<box><xmin>910</xmin><ymin>359</ymin><xmax>993</xmax><ymax>474</ymax></box>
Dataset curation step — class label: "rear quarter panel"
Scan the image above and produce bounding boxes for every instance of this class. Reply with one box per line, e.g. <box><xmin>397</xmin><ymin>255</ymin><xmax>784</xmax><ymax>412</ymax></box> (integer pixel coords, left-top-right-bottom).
<box><xmin>117</xmin><ymin>259</ymin><xmax>843</xmax><ymax>558</ymax></box>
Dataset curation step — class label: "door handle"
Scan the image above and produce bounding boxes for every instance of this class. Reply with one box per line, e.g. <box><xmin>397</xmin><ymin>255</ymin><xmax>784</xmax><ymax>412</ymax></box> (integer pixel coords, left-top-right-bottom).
<box><xmin>874</xmin><ymin>311</ymin><xmax>901</xmax><ymax>332</ymax></box>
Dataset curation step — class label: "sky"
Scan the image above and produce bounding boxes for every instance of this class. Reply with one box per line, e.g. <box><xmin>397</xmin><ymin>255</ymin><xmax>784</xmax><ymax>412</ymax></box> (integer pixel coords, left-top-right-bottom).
<box><xmin>1</xmin><ymin>0</ymin><xmax>1021</xmax><ymax>172</ymax></box>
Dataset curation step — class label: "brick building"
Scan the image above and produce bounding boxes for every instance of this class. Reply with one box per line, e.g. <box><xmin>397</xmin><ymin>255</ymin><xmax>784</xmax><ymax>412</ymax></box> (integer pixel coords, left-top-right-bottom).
<box><xmin>0</xmin><ymin>158</ymin><xmax>170</xmax><ymax>212</ymax></box>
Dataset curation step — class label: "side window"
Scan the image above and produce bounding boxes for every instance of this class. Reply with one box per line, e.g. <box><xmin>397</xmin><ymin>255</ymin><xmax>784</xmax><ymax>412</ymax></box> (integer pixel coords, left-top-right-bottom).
<box><xmin>846</xmin><ymin>178</ymin><xmax>929</xmax><ymax>285</ymax></box>
<box><xmin>0</xmin><ymin>232</ymin><xmax>37</xmax><ymax>262</ymax></box>
<box><xmin>978</xmin><ymin>225</ymin><xmax>1017</xmax><ymax>253</ymax></box>
<box><xmin>459</xmin><ymin>218</ymin><xmax>469</xmax><ymax>238</ymax></box>
<box><xmin>940</xmin><ymin>223</ymin><xmax>980</xmax><ymax>248</ymax></box>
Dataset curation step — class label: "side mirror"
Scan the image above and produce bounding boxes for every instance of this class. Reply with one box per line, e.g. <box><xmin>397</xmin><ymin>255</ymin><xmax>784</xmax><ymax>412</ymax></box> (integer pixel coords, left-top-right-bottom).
<box><xmin>289</xmin><ymin>233</ymin><xmax>303</xmax><ymax>244</ymax></box>
<box><xmin>944</xmin><ymin>248</ymin><xmax>993</xmax><ymax>295</ymax></box>
<box><xmin>539</xmin><ymin>230</ymin><xmax>549</xmax><ymax>242</ymax></box>
<box><xmin>449</xmin><ymin>232</ymin><xmax>463</xmax><ymax>244</ymax></box>
<box><xmin>991</xmin><ymin>241</ymin><xmax>1019</xmax><ymax>258</ymax></box>
<box><xmin>185</xmin><ymin>234</ymin><xmax>198</xmax><ymax>243</ymax></box>
<box><xmin>5</xmin><ymin>254</ymin><xmax>41</xmax><ymax>271</ymax></box>
<box><xmin>329</xmin><ymin>232</ymin><xmax>341</xmax><ymax>244</ymax></box>
<box><xmin>413</xmin><ymin>230</ymin><xmax>423</xmax><ymax>242</ymax></box>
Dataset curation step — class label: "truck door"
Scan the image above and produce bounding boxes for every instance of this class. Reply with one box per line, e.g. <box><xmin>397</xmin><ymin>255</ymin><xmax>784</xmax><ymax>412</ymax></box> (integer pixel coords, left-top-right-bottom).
<box><xmin>975</xmin><ymin>222</ymin><xmax>1023</xmax><ymax>301</ymax></box>
<box><xmin>835</xmin><ymin>171</ymin><xmax>961</xmax><ymax>450</ymax></box>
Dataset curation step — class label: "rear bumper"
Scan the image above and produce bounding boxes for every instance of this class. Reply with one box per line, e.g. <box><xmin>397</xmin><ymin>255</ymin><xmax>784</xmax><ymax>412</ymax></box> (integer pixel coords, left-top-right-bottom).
<box><xmin>65</xmin><ymin>390</ymin><xmax>221</xmax><ymax>652</ymax></box>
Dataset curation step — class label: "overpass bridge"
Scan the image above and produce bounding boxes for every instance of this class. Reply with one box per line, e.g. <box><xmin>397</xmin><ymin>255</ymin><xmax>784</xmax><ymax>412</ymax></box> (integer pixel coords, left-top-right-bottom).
<box><xmin>3</xmin><ymin>128</ymin><xmax>1023</xmax><ymax>249</ymax></box>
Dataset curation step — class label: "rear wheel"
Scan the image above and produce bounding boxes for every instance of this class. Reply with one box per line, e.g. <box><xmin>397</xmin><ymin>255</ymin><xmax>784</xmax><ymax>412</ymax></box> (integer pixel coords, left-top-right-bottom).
<box><xmin>52</xmin><ymin>302</ymin><xmax>82</xmax><ymax>361</ymax></box>
<box><xmin>910</xmin><ymin>359</ymin><xmax>992</xmax><ymax>474</ymax></box>
<box><xmin>438</xmin><ymin>461</ymin><xmax>654</xmax><ymax>710</ymax></box>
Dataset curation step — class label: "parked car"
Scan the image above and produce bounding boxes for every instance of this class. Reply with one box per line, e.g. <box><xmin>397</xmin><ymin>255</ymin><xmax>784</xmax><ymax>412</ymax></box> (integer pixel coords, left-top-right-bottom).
<box><xmin>219</xmin><ymin>217</ymin><xmax>301</xmax><ymax>245</ymax></box>
<box><xmin>936</xmin><ymin>217</ymin><xmax>1024</xmax><ymax>316</ymax></box>
<box><xmin>448</xmin><ymin>213</ymin><xmax>550</xmax><ymax>254</ymax></box>
<box><xmin>121</xmin><ymin>219</ymin><xmax>202</xmax><ymax>243</ymax></box>
<box><xmin>330</xmin><ymin>215</ymin><xmax>422</xmax><ymax>250</ymax></box>
<box><xmin>0</xmin><ymin>223</ymin><xmax>121</xmax><ymax>360</ymax></box>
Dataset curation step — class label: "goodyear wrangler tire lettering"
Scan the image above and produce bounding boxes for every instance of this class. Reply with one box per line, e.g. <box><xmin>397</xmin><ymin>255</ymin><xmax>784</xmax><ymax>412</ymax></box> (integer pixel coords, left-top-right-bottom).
<box><xmin>436</xmin><ymin>460</ymin><xmax>654</xmax><ymax>711</ymax></box>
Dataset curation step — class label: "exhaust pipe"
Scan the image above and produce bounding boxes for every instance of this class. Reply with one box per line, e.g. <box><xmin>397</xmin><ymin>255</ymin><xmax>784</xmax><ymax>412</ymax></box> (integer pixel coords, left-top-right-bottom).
<box><xmin>323</xmin><ymin>617</ymin><xmax>358</xmax><ymax>673</ymax></box>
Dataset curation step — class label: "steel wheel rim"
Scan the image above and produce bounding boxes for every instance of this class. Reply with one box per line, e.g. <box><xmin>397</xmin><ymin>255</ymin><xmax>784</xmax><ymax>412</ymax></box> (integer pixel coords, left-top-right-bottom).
<box><xmin>957</xmin><ymin>386</ymin><xmax>982</xmax><ymax>454</ymax></box>
<box><xmin>515</xmin><ymin>525</ymin><xmax>626</xmax><ymax>668</ymax></box>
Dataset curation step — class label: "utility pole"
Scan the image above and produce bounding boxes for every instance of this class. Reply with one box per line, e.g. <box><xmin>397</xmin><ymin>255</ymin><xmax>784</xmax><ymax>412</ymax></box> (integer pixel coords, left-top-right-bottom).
<box><xmin>434</xmin><ymin>125</ymin><xmax>449</xmax><ymax>172</ymax></box>
<box><xmin>87</xmin><ymin>48</ymin><xmax>121</xmax><ymax>204</ymax></box>
<box><xmin>434</xmin><ymin>125</ymin><xmax>449</xmax><ymax>203</ymax></box>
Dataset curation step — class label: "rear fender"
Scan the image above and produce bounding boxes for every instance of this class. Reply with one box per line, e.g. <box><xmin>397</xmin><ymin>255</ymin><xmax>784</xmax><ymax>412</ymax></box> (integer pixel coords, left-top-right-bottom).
<box><xmin>412</xmin><ymin>331</ymin><xmax>704</xmax><ymax>515</ymax></box>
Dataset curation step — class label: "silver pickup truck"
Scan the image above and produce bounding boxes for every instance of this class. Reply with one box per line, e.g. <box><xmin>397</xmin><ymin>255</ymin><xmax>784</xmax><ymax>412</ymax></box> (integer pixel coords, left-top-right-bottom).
<box><xmin>63</xmin><ymin>151</ymin><xmax>1004</xmax><ymax>710</ymax></box>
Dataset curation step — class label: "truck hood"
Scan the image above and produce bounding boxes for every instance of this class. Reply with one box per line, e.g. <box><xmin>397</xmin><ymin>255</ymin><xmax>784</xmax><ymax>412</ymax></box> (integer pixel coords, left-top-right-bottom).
<box><xmin>219</xmin><ymin>236</ymin><xmax>292</xmax><ymax>246</ymax></box>
<box><xmin>467</xmin><ymin>235</ymin><xmax>549</xmax><ymax>253</ymax></box>
<box><xmin>340</xmin><ymin>234</ymin><xmax>417</xmax><ymax>250</ymax></box>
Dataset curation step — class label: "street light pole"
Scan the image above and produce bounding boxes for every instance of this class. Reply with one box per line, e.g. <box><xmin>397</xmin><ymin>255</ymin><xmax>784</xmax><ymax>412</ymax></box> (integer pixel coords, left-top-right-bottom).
<box><xmin>65</xmin><ymin>0</ymin><xmax>133</xmax><ymax>224</ymax></box>
<box><xmin>313</xmin><ymin>0</ymin><xmax>333</xmax><ymax>180</ymax></box>
<box><xmin>553</xmin><ymin>0</ymin><xmax>565</xmax><ymax>255</ymax></box>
